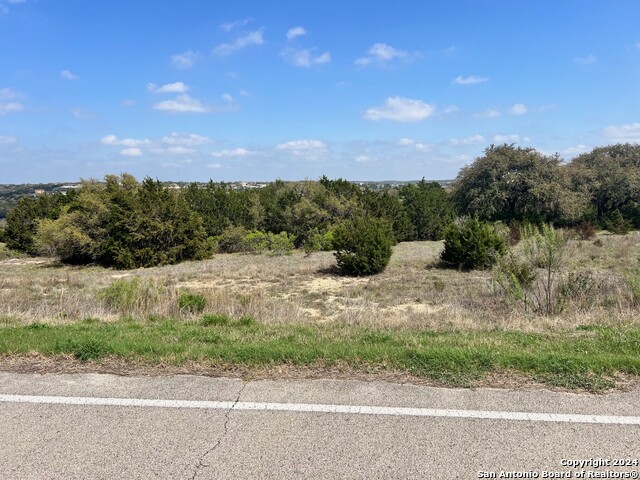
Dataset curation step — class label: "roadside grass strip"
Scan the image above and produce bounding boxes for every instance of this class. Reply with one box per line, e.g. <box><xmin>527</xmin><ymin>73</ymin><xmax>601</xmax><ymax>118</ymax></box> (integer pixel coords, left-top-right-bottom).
<box><xmin>1</xmin><ymin>318</ymin><xmax>640</xmax><ymax>390</ymax></box>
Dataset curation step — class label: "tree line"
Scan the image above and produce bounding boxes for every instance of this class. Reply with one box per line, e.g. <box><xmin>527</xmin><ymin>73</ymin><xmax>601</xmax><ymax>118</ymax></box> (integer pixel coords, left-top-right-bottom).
<box><xmin>1</xmin><ymin>143</ymin><xmax>639</xmax><ymax>269</ymax></box>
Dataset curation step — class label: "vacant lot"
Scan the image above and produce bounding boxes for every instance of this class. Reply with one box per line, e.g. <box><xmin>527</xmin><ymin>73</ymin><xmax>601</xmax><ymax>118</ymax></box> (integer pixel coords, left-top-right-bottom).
<box><xmin>2</xmin><ymin>234</ymin><xmax>640</xmax><ymax>390</ymax></box>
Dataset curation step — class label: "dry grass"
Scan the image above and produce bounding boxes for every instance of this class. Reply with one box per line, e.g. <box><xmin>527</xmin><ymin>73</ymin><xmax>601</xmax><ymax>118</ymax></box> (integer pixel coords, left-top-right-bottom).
<box><xmin>2</xmin><ymin>233</ymin><xmax>640</xmax><ymax>331</ymax></box>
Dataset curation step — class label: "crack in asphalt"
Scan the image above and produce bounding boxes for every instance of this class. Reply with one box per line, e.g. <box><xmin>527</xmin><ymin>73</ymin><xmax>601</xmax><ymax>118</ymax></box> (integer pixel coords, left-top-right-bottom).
<box><xmin>190</xmin><ymin>381</ymin><xmax>247</xmax><ymax>480</ymax></box>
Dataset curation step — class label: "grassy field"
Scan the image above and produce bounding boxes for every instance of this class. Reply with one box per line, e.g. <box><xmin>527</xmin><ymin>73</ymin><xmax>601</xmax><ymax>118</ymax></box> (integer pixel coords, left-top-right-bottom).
<box><xmin>2</xmin><ymin>234</ymin><xmax>640</xmax><ymax>391</ymax></box>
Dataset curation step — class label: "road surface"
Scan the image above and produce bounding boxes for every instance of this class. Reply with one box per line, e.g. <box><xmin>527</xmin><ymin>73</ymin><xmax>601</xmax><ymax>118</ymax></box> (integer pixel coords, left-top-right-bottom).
<box><xmin>1</xmin><ymin>372</ymin><xmax>639</xmax><ymax>479</ymax></box>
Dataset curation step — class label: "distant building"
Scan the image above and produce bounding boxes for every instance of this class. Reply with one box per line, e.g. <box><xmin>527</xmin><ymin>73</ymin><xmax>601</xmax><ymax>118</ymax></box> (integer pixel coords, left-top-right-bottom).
<box><xmin>34</xmin><ymin>189</ymin><xmax>46</xmax><ymax>195</ymax></box>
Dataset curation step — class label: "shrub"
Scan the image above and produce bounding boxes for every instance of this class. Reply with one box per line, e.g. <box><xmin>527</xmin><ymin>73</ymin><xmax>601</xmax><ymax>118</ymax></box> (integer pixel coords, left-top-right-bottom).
<box><xmin>441</xmin><ymin>217</ymin><xmax>506</xmax><ymax>270</ymax></box>
<box><xmin>333</xmin><ymin>217</ymin><xmax>393</xmax><ymax>276</ymax></box>
<box><xmin>266</xmin><ymin>232</ymin><xmax>296</xmax><ymax>256</ymax></box>
<box><xmin>243</xmin><ymin>231</ymin><xmax>269</xmax><ymax>254</ymax></box>
<box><xmin>178</xmin><ymin>292</ymin><xmax>206</xmax><ymax>314</ymax></box>
<box><xmin>603</xmin><ymin>210</ymin><xmax>632</xmax><ymax>235</ymax></box>
<box><xmin>211</xmin><ymin>226</ymin><xmax>248</xmax><ymax>253</ymax></box>
<box><xmin>302</xmin><ymin>228</ymin><xmax>334</xmax><ymax>256</ymax></box>
<box><xmin>100</xmin><ymin>277</ymin><xmax>143</xmax><ymax>311</ymax></box>
<box><xmin>574</xmin><ymin>221</ymin><xmax>596</xmax><ymax>240</ymax></box>
<box><xmin>507</xmin><ymin>222</ymin><xmax>522</xmax><ymax>246</ymax></box>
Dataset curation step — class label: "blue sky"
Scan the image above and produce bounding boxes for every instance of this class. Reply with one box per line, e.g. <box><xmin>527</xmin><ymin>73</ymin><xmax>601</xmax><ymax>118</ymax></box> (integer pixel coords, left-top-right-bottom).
<box><xmin>1</xmin><ymin>0</ymin><xmax>640</xmax><ymax>183</ymax></box>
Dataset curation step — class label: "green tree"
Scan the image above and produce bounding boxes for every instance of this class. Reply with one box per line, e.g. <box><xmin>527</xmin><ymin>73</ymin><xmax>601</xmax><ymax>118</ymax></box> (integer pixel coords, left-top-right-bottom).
<box><xmin>451</xmin><ymin>144</ymin><xmax>586</xmax><ymax>225</ymax></box>
<box><xmin>400</xmin><ymin>179</ymin><xmax>454</xmax><ymax>240</ymax></box>
<box><xmin>441</xmin><ymin>217</ymin><xmax>506</xmax><ymax>270</ymax></box>
<box><xmin>333</xmin><ymin>217</ymin><xmax>394</xmax><ymax>276</ymax></box>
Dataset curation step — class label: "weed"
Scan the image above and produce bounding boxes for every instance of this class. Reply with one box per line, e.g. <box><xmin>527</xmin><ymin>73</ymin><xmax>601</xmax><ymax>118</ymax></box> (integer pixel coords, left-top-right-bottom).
<box><xmin>178</xmin><ymin>292</ymin><xmax>206</xmax><ymax>314</ymax></box>
<box><xmin>202</xmin><ymin>313</ymin><xmax>231</xmax><ymax>326</ymax></box>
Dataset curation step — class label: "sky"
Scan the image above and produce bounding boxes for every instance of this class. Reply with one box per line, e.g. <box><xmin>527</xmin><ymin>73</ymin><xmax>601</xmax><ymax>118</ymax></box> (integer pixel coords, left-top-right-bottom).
<box><xmin>1</xmin><ymin>0</ymin><xmax>640</xmax><ymax>183</ymax></box>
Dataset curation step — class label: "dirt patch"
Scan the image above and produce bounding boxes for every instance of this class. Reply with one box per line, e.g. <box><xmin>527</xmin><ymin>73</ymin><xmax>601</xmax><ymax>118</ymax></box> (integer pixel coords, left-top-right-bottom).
<box><xmin>302</xmin><ymin>276</ymin><xmax>370</xmax><ymax>295</ymax></box>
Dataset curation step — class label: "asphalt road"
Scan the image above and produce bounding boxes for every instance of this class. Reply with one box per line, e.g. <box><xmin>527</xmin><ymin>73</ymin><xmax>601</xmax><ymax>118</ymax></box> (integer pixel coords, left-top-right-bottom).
<box><xmin>1</xmin><ymin>372</ymin><xmax>639</xmax><ymax>479</ymax></box>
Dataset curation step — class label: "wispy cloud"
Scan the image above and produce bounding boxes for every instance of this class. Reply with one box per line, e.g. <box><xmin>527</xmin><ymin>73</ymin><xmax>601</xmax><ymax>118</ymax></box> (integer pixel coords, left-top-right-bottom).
<box><xmin>120</xmin><ymin>148</ymin><xmax>143</xmax><ymax>157</ymax></box>
<box><xmin>364</xmin><ymin>97</ymin><xmax>435</xmax><ymax>122</ymax></box>
<box><xmin>0</xmin><ymin>135</ymin><xmax>17</xmax><ymax>144</ymax></box>
<box><xmin>276</xmin><ymin>140</ymin><xmax>328</xmax><ymax>160</ymax></box>
<box><xmin>0</xmin><ymin>88</ymin><xmax>24</xmax><ymax>115</ymax></box>
<box><xmin>473</xmin><ymin>108</ymin><xmax>500</xmax><ymax>119</ymax></box>
<box><xmin>60</xmin><ymin>70</ymin><xmax>78</xmax><ymax>80</ymax></box>
<box><xmin>355</xmin><ymin>43</ymin><xmax>419</xmax><ymax>67</ymax></box>
<box><xmin>100</xmin><ymin>134</ymin><xmax>151</xmax><ymax>147</ymax></box>
<box><xmin>281</xmin><ymin>48</ymin><xmax>331</xmax><ymax>67</ymax></box>
<box><xmin>286</xmin><ymin>26</ymin><xmax>306</xmax><ymax>40</ymax></box>
<box><xmin>153</xmin><ymin>94</ymin><xmax>208</xmax><ymax>113</ymax></box>
<box><xmin>219</xmin><ymin>18</ymin><xmax>253</xmax><ymax>32</ymax></box>
<box><xmin>574</xmin><ymin>54</ymin><xmax>597</xmax><ymax>65</ymax></box>
<box><xmin>171</xmin><ymin>50</ymin><xmax>199</xmax><ymax>69</ymax></box>
<box><xmin>452</xmin><ymin>75</ymin><xmax>488</xmax><ymax>85</ymax></box>
<box><xmin>147</xmin><ymin>82</ymin><xmax>189</xmax><ymax>93</ymax></box>
<box><xmin>213</xmin><ymin>29</ymin><xmax>264</xmax><ymax>56</ymax></box>
<box><xmin>493</xmin><ymin>134</ymin><xmax>530</xmax><ymax>143</ymax></box>
<box><xmin>449</xmin><ymin>134</ymin><xmax>485</xmax><ymax>146</ymax></box>
<box><xmin>509</xmin><ymin>103</ymin><xmax>528</xmax><ymax>115</ymax></box>
<box><xmin>603</xmin><ymin>123</ymin><xmax>640</xmax><ymax>142</ymax></box>
<box><xmin>211</xmin><ymin>148</ymin><xmax>260</xmax><ymax>158</ymax></box>
<box><xmin>161</xmin><ymin>132</ymin><xmax>213</xmax><ymax>146</ymax></box>
<box><xmin>70</xmin><ymin>108</ymin><xmax>96</xmax><ymax>119</ymax></box>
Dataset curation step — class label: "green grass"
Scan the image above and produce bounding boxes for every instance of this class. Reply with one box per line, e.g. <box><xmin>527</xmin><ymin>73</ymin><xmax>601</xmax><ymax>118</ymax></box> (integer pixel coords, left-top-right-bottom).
<box><xmin>1</xmin><ymin>318</ymin><xmax>639</xmax><ymax>391</ymax></box>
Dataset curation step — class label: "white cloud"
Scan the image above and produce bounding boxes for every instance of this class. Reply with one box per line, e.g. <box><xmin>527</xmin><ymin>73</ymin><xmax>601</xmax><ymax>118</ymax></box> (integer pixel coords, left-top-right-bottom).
<box><xmin>153</xmin><ymin>94</ymin><xmax>208</xmax><ymax>113</ymax></box>
<box><xmin>207</xmin><ymin>163</ymin><xmax>223</xmax><ymax>169</ymax></box>
<box><xmin>60</xmin><ymin>70</ymin><xmax>78</xmax><ymax>80</ymax></box>
<box><xmin>219</xmin><ymin>18</ymin><xmax>253</xmax><ymax>32</ymax></box>
<box><xmin>213</xmin><ymin>29</ymin><xmax>264</xmax><ymax>56</ymax></box>
<box><xmin>222</xmin><ymin>93</ymin><xmax>234</xmax><ymax>102</ymax></box>
<box><xmin>493</xmin><ymin>134</ymin><xmax>531</xmax><ymax>143</ymax></box>
<box><xmin>239</xmin><ymin>89</ymin><xmax>251</xmax><ymax>97</ymax></box>
<box><xmin>355</xmin><ymin>43</ymin><xmax>419</xmax><ymax>67</ymax></box>
<box><xmin>276</xmin><ymin>140</ymin><xmax>327</xmax><ymax>160</ymax></box>
<box><xmin>450</xmin><ymin>134</ymin><xmax>485</xmax><ymax>146</ymax></box>
<box><xmin>364</xmin><ymin>97</ymin><xmax>435</xmax><ymax>122</ymax></box>
<box><xmin>453</xmin><ymin>75</ymin><xmax>488</xmax><ymax>85</ymax></box>
<box><xmin>562</xmin><ymin>145</ymin><xmax>589</xmax><ymax>156</ymax></box>
<box><xmin>287</xmin><ymin>26</ymin><xmax>306</xmax><ymax>40</ymax></box>
<box><xmin>150</xmin><ymin>146</ymin><xmax>196</xmax><ymax>155</ymax></box>
<box><xmin>8</xmin><ymin>0</ymin><xmax>28</xmax><ymax>3</ymax></box>
<box><xmin>276</xmin><ymin>139</ymin><xmax>326</xmax><ymax>151</ymax></box>
<box><xmin>100</xmin><ymin>135</ymin><xmax>150</xmax><ymax>147</ymax></box>
<box><xmin>147</xmin><ymin>82</ymin><xmax>189</xmax><ymax>94</ymax></box>
<box><xmin>0</xmin><ymin>135</ymin><xmax>17</xmax><ymax>144</ymax></box>
<box><xmin>474</xmin><ymin>108</ymin><xmax>501</xmax><ymax>118</ymax></box>
<box><xmin>509</xmin><ymin>103</ymin><xmax>528</xmax><ymax>115</ymax></box>
<box><xmin>281</xmin><ymin>48</ymin><xmax>331</xmax><ymax>67</ymax></box>
<box><xmin>414</xmin><ymin>142</ymin><xmax>430</xmax><ymax>151</ymax></box>
<box><xmin>443</xmin><ymin>105</ymin><xmax>460</xmax><ymax>114</ymax></box>
<box><xmin>120</xmin><ymin>148</ymin><xmax>142</xmax><ymax>157</ymax></box>
<box><xmin>211</xmin><ymin>148</ymin><xmax>260</xmax><ymax>158</ymax></box>
<box><xmin>574</xmin><ymin>54</ymin><xmax>597</xmax><ymax>65</ymax></box>
<box><xmin>0</xmin><ymin>88</ymin><xmax>23</xmax><ymax>115</ymax></box>
<box><xmin>171</xmin><ymin>50</ymin><xmax>199</xmax><ymax>69</ymax></box>
<box><xmin>355</xmin><ymin>155</ymin><xmax>373</xmax><ymax>163</ymax></box>
<box><xmin>398</xmin><ymin>138</ymin><xmax>415</xmax><ymax>146</ymax></box>
<box><xmin>603</xmin><ymin>123</ymin><xmax>640</xmax><ymax>142</ymax></box>
<box><xmin>161</xmin><ymin>132</ymin><xmax>213</xmax><ymax>146</ymax></box>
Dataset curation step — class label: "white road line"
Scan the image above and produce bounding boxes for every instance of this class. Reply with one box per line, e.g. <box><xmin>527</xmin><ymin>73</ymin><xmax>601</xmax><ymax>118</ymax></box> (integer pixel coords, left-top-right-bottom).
<box><xmin>1</xmin><ymin>393</ymin><xmax>639</xmax><ymax>425</ymax></box>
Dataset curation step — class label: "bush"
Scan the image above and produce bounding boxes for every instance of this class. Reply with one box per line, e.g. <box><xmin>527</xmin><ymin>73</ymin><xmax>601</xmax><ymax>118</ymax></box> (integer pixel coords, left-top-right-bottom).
<box><xmin>266</xmin><ymin>232</ymin><xmax>296</xmax><ymax>256</ymax></box>
<box><xmin>574</xmin><ymin>220</ymin><xmax>596</xmax><ymax>240</ymax></box>
<box><xmin>603</xmin><ymin>211</ymin><xmax>632</xmax><ymax>235</ymax></box>
<box><xmin>243</xmin><ymin>230</ymin><xmax>269</xmax><ymax>254</ymax></box>
<box><xmin>216</xmin><ymin>226</ymin><xmax>249</xmax><ymax>253</ymax></box>
<box><xmin>178</xmin><ymin>292</ymin><xmax>206</xmax><ymax>314</ymax></box>
<box><xmin>333</xmin><ymin>217</ymin><xmax>393</xmax><ymax>276</ymax></box>
<box><xmin>441</xmin><ymin>217</ymin><xmax>506</xmax><ymax>270</ymax></box>
<box><xmin>302</xmin><ymin>228</ymin><xmax>334</xmax><ymax>256</ymax></box>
